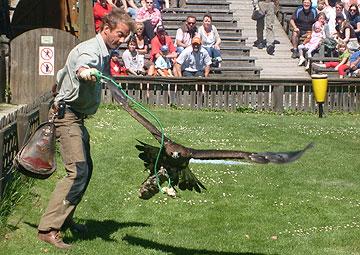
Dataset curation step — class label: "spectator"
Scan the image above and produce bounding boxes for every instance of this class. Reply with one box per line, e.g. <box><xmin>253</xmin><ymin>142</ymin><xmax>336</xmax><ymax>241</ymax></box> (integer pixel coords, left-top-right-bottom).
<box><xmin>93</xmin><ymin>0</ymin><xmax>113</xmax><ymax>33</ymax></box>
<box><xmin>198</xmin><ymin>14</ymin><xmax>222</xmax><ymax>67</ymax></box>
<box><xmin>135</xmin><ymin>0</ymin><xmax>162</xmax><ymax>39</ymax></box>
<box><xmin>313</xmin><ymin>40</ymin><xmax>350</xmax><ymax>78</ymax></box>
<box><xmin>122</xmin><ymin>37</ymin><xmax>146</xmax><ymax>75</ymax></box>
<box><xmin>134</xmin><ymin>21</ymin><xmax>150</xmax><ymax>55</ymax></box>
<box><xmin>325</xmin><ymin>0</ymin><xmax>337</xmax><ymax>7</ymax></box>
<box><xmin>317</xmin><ymin>12</ymin><xmax>331</xmax><ymax>37</ymax></box>
<box><xmin>252</xmin><ymin>0</ymin><xmax>277</xmax><ymax>55</ymax></box>
<box><xmin>318</xmin><ymin>0</ymin><xmax>338</xmax><ymax>36</ymax></box>
<box><xmin>348</xmin><ymin>49</ymin><xmax>360</xmax><ymax>76</ymax></box>
<box><xmin>298</xmin><ymin>21</ymin><xmax>325</xmax><ymax>69</ymax></box>
<box><xmin>155</xmin><ymin>45</ymin><xmax>174</xmax><ymax>76</ymax></box>
<box><xmin>290</xmin><ymin>0</ymin><xmax>318</xmax><ymax>58</ymax></box>
<box><xmin>335</xmin><ymin>14</ymin><xmax>359</xmax><ymax>50</ymax></box>
<box><xmin>348</xmin><ymin>4</ymin><xmax>360</xmax><ymax>40</ymax></box>
<box><xmin>335</xmin><ymin>1</ymin><xmax>349</xmax><ymax>19</ymax></box>
<box><xmin>175</xmin><ymin>16</ymin><xmax>198</xmax><ymax>54</ymax></box>
<box><xmin>175</xmin><ymin>37</ymin><xmax>212</xmax><ymax>77</ymax></box>
<box><xmin>148</xmin><ymin>25</ymin><xmax>178</xmax><ymax>76</ymax></box>
<box><xmin>341</xmin><ymin>0</ymin><xmax>360</xmax><ymax>10</ymax></box>
<box><xmin>110</xmin><ymin>50</ymin><xmax>128</xmax><ymax>76</ymax></box>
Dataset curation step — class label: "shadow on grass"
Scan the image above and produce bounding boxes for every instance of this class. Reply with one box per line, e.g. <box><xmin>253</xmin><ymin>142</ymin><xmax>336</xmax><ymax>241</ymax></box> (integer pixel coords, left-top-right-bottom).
<box><xmin>24</xmin><ymin>220</ymin><xmax>150</xmax><ymax>242</ymax></box>
<box><xmin>122</xmin><ymin>235</ymin><xmax>276</xmax><ymax>255</ymax></box>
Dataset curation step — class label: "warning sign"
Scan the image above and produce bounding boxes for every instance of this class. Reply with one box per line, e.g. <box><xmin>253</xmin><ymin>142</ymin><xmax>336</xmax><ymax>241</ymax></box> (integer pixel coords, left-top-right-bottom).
<box><xmin>39</xmin><ymin>46</ymin><xmax>54</xmax><ymax>75</ymax></box>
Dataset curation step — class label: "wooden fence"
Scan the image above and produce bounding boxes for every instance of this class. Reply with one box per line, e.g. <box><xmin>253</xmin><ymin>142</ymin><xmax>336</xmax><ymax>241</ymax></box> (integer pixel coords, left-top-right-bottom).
<box><xmin>0</xmin><ymin>92</ymin><xmax>52</xmax><ymax>198</ymax></box>
<box><xmin>103</xmin><ymin>76</ymin><xmax>360</xmax><ymax>113</ymax></box>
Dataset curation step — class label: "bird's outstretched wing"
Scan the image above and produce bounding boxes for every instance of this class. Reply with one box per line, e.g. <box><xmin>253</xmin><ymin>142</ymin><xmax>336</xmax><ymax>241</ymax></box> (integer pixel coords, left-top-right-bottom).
<box><xmin>190</xmin><ymin>143</ymin><xmax>314</xmax><ymax>164</ymax></box>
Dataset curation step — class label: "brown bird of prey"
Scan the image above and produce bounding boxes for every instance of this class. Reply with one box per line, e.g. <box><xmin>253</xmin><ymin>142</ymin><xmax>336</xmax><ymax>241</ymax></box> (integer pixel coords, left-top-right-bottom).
<box><xmin>107</xmin><ymin>82</ymin><xmax>313</xmax><ymax>200</ymax></box>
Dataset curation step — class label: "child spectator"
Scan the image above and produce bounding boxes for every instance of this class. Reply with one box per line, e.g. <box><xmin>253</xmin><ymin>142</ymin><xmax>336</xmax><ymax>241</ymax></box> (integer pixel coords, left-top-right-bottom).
<box><xmin>154</xmin><ymin>45</ymin><xmax>174</xmax><ymax>76</ymax></box>
<box><xmin>313</xmin><ymin>40</ymin><xmax>350</xmax><ymax>78</ymax></box>
<box><xmin>298</xmin><ymin>21</ymin><xmax>325</xmax><ymax>69</ymax></box>
<box><xmin>122</xmin><ymin>37</ymin><xmax>146</xmax><ymax>76</ymax></box>
<box><xmin>110</xmin><ymin>50</ymin><xmax>128</xmax><ymax>76</ymax></box>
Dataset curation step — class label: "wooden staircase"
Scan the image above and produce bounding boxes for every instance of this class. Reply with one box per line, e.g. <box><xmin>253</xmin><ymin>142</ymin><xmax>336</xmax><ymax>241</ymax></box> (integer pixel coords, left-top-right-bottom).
<box><xmin>228</xmin><ymin>0</ymin><xmax>310</xmax><ymax>79</ymax></box>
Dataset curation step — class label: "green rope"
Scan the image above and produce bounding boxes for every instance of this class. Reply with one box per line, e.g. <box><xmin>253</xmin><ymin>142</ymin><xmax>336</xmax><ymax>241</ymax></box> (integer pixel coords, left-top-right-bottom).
<box><xmin>91</xmin><ymin>70</ymin><xmax>169</xmax><ymax>192</ymax></box>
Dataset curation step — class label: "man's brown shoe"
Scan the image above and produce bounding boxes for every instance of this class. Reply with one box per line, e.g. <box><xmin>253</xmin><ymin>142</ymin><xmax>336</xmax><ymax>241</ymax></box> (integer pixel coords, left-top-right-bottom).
<box><xmin>38</xmin><ymin>230</ymin><xmax>71</xmax><ymax>249</ymax></box>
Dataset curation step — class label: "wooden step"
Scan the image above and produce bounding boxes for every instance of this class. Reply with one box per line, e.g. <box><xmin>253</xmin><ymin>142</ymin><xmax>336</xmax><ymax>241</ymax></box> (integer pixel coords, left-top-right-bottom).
<box><xmin>217</xmin><ymin>56</ymin><xmax>257</xmax><ymax>67</ymax></box>
<box><xmin>163</xmin><ymin>24</ymin><xmax>242</xmax><ymax>33</ymax></box>
<box><xmin>163</xmin><ymin>20</ymin><xmax>238</xmax><ymax>28</ymax></box>
<box><xmin>186</xmin><ymin>0</ymin><xmax>231</xmax><ymax>6</ymax></box>
<box><xmin>162</xmin><ymin>13</ymin><xmax>235</xmax><ymax>22</ymax></box>
<box><xmin>210</xmin><ymin>66</ymin><xmax>262</xmax><ymax>77</ymax></box>
<box><xmin>163</xmin><ymin>7</ymin><xmax>233</xmax><ymax>14</ymax></box>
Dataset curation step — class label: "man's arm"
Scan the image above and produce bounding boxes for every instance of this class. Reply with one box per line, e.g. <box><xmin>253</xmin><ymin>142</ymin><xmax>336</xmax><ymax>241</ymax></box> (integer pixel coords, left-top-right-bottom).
<box><xmin>204</xmin><ymin>65</ymin><xmax>210</xmax><ymax>77</ymax></box>
<box><xmin>175</xmin><ymin>63</ymin><xmax>182</xmax><ymax>77</ymax></box>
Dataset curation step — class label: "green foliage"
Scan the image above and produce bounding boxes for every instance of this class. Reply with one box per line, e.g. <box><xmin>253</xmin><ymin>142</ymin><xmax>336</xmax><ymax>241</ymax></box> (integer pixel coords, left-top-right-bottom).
<box><xmin>1</xmin><ymin>106</ymin><xmax>360</xmax><ymax>255</ymax></box>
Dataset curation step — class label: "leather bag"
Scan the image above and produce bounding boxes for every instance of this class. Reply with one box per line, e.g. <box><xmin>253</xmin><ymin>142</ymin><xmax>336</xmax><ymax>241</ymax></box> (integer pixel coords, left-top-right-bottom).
<box><xmin>14</xmin><ymin>121</ymin><xmax>56</xmax><ymax>179</ymax></box>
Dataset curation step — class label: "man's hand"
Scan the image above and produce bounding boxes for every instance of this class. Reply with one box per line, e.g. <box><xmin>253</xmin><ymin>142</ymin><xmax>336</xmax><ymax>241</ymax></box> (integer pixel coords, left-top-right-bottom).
<box><xmin>78</xmin><ymin>68</ymin><xmax>98</xmax><ymax>82</ymax></box>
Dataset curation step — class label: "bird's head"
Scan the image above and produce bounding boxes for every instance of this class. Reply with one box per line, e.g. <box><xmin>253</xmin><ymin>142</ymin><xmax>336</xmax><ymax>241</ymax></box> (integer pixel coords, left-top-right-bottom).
<box><xmin>171</xmin><ymin>151</ymin><xmax>180</xmax><ymax>159</ymax></box>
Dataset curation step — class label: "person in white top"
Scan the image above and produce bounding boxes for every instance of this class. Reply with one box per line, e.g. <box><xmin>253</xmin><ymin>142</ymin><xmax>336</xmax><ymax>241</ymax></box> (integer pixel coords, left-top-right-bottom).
<box><xmin>197</xmin><ymin>14</ymin><xmax>222</xmax><ymax>67</ymax></box>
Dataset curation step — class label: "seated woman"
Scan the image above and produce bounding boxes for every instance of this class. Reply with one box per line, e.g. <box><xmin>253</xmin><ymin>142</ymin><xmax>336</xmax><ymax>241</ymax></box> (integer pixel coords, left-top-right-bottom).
<box><xmin>122</xmin><ymin>37</ymin><xmax>146</xmax><ymax>76</ymax></box>
<box><xmin>335</xmin><ymin>15</ymin><xmax>359</xmax><ymax>51</ymax></box>
<box><xmin>198</xmin><ymin>14</ymin><xmax>222</xmax><ymax>67</ymax></box>
<box><xmin>347</xmin><ymin>4</ymin><xmax>360</xmax><ymax>42</ymax></box>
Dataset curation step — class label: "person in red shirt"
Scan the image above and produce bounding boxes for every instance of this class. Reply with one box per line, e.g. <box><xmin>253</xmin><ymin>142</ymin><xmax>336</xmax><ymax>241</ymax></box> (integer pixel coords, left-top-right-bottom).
<box><xmin>110</xmin><ymin>50</ymin><xmax>128</xmax><ymax>76</ymax></box>
<box><xmin>148</xmin><ymin>25</ymin><xmax>178</xmax><ymax>76</ymax></box>
<box><xmin>93</xmin><ymin>0</ymin><xmax>113</xmax><ymax>33</ymax></box>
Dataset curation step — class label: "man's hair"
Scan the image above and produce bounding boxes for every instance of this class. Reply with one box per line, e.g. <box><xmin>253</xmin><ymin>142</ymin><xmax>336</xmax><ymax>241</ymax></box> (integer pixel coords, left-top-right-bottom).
<box><xmin>203</xmin><ymin>13</ymin><xmax>212</xmax><ymax>21</ymax></box>
<box><xmin>127</xmin><ymin>35</ymin><xmax>138</xmax><ymax>47</ymax></box>
<box><xmin>187</xmin><ymin>15</ymin><xmax>196</xmax><ymax>21</ymax></box>
<box><xmin>100</xmin><ymin>8</ymin><xmax>135</xmax><ymax>32</ymax></box>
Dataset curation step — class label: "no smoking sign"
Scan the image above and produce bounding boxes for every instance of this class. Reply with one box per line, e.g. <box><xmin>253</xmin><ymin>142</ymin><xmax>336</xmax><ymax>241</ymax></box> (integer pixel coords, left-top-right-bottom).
<box><xmin>39</xmin><ymin>46</ymin><xmax>54</xmax><ymax>75</ymax></box>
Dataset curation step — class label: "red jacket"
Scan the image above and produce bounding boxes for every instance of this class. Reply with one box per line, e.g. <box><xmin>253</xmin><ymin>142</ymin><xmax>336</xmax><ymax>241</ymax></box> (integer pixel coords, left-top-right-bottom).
<box><xmin>93</xmin><ymin>2</ymin><xmax>112</xmax><ymax>33</ymax></box>
<box><xmin>150</xmin><ymin>35</ymin><xmax>176</xmax><ymax>61</ymax></box>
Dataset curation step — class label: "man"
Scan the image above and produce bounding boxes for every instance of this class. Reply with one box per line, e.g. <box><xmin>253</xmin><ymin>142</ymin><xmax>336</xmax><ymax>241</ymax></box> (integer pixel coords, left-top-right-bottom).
<box><xmin>252</xmin><ymin>0</ymin><xmax>278</xmax><ymax>55</ymax></box>
<box><xmin>148</xmin><ymin>25</ymin><xmax>178</xmax><ymax>76</ymax></box>
<box><xmin>135</xmin><ymin>0</ymin><xmax>161</xmax><ymax>39</ymax></box>
<box><xmin>175</xmin><ymin>15</ymin><xmax>198</xmax><ymax>54</ymax></box>
<box><xmin>348</xmin><ymin>49</ymin><xmax>360</xmax><ymax>77</ymax></box>
<box><xmin>37</xmin><ymin>9</ymin><xmax>134</xmax><ymax>249</ymax></box>
<box><xmin>290</xmin><ymin>0</ymin><xmax>317</xmax><ymax>58</ymax></box>
<box><xmin>175</xmin><ymin>37</ymin><xmax>212</xmax><ymax>77</ymax></box>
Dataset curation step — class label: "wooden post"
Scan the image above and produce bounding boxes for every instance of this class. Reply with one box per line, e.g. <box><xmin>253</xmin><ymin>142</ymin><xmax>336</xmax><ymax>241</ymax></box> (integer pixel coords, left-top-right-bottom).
<box><xmin>0</xmin><ymin>48</ymin><xmax>6</xmax><ymax>103</ymax></box>
<box><xmin>273</xmin><ymin>84</ymin><xmax>284</xmax><ymax>112</ymax></box>
<box><xmin>16</xmin><ymin>113</ymin><xmax>29</xmax><ymax>149</ymax></box>
<box><xmin>0</xmin><ymin>130</ymin><xmax>4</xmax><ymax>199</ymax></box>
<box><xmin>78</xmin><ymin>0</ymin><xmax>95</xmax><ymax>42</ymax></box>
<box><xmin>39</xmin><ymin>101</ymin><xmax>51</xmax><ymax>123</ymax></box>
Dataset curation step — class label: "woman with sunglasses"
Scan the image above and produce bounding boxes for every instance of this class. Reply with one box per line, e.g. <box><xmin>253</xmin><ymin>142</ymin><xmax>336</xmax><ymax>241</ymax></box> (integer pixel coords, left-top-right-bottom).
<box><xmin>348</xmin><ymin>4</ymin><xmax>360</xmax><ymax>41</ymax></box>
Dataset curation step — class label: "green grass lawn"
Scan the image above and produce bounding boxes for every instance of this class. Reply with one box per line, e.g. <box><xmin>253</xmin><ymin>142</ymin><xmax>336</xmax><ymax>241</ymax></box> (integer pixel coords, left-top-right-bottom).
<box><xmin>1</xmin><ymin>105</ymin><xmax>360</xmax><ymax>255</ymax></box>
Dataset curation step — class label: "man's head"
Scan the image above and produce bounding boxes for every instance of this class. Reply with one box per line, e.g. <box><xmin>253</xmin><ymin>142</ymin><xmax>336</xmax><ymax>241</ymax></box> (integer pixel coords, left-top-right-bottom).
<box><xmin>100</xmin><ymin>0</ymin><xmax>108</xmax><ymax>7</ymax></box>
<box><xmin>335</xmin><ymin>2</ymin><xmax>344</xmax><ymax>13</ymax></box>
<box><xmin>145</xmin><ymin>0</ymin><xmax>154</xmax><ymax>10</ymax></box>
<box><xmin>156</xmin><ymin>25</ymin><xmax>167</xmax><ymax>42</ymax></box>
<box><xmin>100</xmin><ymin>9</ymin><xmax>135</xmax><ymax>49</ymax></box>
<box><xmin>186</xmin><ymin>16</ymin><xmax>197</xmax><ymax>31</ymax></box>
<box><xmin>191</xmin><ymin>37</ymin><xmax>201</xmax><ymax>52</ymax></box>
<box><xmin>302</xmin><ymin>0</ymin><xmax>312</xmax><ymax>10</ymax></box>
<box><xmin>317</xmin><ymin>0</ymin><xmax>325</xmax><ymax>11</ymax></box>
